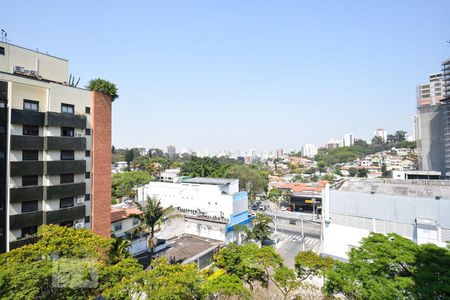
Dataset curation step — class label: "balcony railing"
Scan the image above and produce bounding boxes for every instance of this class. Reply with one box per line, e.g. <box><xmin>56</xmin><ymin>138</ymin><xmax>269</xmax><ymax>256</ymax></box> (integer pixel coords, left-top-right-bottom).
<box><xmin>10</xmin><ymin>135</ymin><xmax>44</xmax><ymax>150</ymax></box>
<box><xmin>11</xmin><ymin>109</ymin><xmax>45</xmax><ymax>126</ymax></box>
<box><xmin>10</xmin><ymin>210</ymin><xmax>43</xmax><ymax>230</ymax></box>
<box><xmin>45</xmin><ymin>112</ymin><xmax>86</xmax><ymax>129</ymax></box>
<box><xmin>10</xmin><ymin>185</ymin><xmax>44</xmax><ymax>203</ymax></box>
<box><xmin>45</xmin><ymin>160</ymin><xmax>86</xmax><ymax>175</ymax></box>
<box><xmin>46</xmin><ymin>182</ymin><xmax>86</xmax><ymax>200</ymax></box>
<box><xmin>45</xmin><ymin>136</ymin><xmax>86</xmax><ymax>151</ymax></box>
<box><xmin>10</xmin><ymin>161</ymin><xmax>44</xmax><ymax>176</ymax></box>
<box><xmin>46</xmin><ymin>205</ymin><xmax>85</xmax><ymax>224</ymax></box>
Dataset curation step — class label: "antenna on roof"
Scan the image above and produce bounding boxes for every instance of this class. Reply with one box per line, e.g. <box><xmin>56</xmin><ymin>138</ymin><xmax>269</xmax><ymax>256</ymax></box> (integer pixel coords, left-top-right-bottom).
<box><xmin>1</xmin><ymin>29</ymin><xmax>7</xmax><ymax>42</ymax></box>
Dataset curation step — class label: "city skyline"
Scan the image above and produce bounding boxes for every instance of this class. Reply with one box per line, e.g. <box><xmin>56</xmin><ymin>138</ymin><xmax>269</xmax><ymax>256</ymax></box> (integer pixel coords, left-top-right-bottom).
<box><xmin>2</xmin><ymin>1</ymin><xmax>449</xmax><ymax>153</ymax></box>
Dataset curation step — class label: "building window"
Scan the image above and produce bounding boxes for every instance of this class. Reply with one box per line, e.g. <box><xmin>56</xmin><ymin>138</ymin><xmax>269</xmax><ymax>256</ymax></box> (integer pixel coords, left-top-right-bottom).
<box><xmin>85</xmin><ymin>128</ymin><xmax>91</xmax><ymax>135</ymax></box>
<box><xmin>61</xmin><ymin>150</ymin><xmax>74</xmax><ymax>160</ymax></box>
<box><xmin>85</xmin><ymin>216</ymin><xmax>90</xmax><ymax>223</ymax></box>
<box><xmin>85</xmin><ymin>107</ymin><xmax>90</xmax><ymax>114</ymax></box>
<box><xmin>22</xmin><ymin>150</ymin><xmax>38</xmax><ymax>161</ymax></box>
<box><xmin>60</xmin><ymin>197</ymin><xmax>74</xmax><ymax>208</ymax></box>
<box><xmin>61</xmin><ymin>103</ymin><xmax>74</xmax><ymax>114</ymax></box>
<box><xmin>0</xmin><ymin>47</ymin><xmax>4</xmax><ymax>55</ymax></box>
<box><xmin>23</xmin><ymin>125</ymin><xmax>39</xmax><ymax>136</ymax></box>
<box><xmin>85</xmin><ymin>150</ymin><xmax>90</xmax><ymax>157</ymax></box>
<box><xmin>22</xmin><ymin>200</ymin><xmax>38</xmax><ymax>213</ymax></box>
<box><xmin>85</xmin><ymin>194</ymin><xmax>91</xmax><ymax>201</ymax></box>
<box><xmin>60</xmin><ymin>220</ymin><xmax>73</xmax><ymax>227</ymax></box>
<box><xmin>0</xmin><ymin>99</ymin><xmax>5</xmax><ymax>108</ymax></box>
<box><xmin>23</xmin><ymin>100</ymin><xmax>39</xmax><ymax>111</ymax></box>
<box><xmin>60</xmin><ymin>173</ymin><xmax>74</xmax><ymax>184</ymax></box>
<box><xmin>113</xmin><ymin>223</ymin><xmax>122</xmax><ymax>231</ymax></box>
<box><xmin>85</xmin><ymin>172</ymin><xmax>90</xmax><ymax>179</ymax></box>
<box><xmin>61</xmin><ymin>127</ymin><xmax>74</xmax><ymax>137</ymax></box>
<box><xmin>132</xmin><ymin>218</ymin><xmax>139</xmax><ymax>226</ymax></box>
<box><xmin>21</xmin><ymin>226</ymin><xmax>38</xmax><ymax>238</ymax></box>
<box><xmin>22</xmin><ymin>175</ymin><xmax>38</xmax><ymax>186</ymax></box>
<box><xmin>0</xmin><ymin>126</ymin><xmax>5</xmax><ymax>134</ymax></box>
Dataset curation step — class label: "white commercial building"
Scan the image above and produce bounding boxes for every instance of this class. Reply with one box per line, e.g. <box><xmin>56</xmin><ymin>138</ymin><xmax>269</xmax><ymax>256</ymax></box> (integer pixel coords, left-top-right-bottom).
<box><xmin>321</xmin><ymin>179</ymin><xmax>450</xmax><ymax>261</ymax></box>
<box><xmin>301</xmin><ymin>144</ymin><xmax>318</xmax><ymax>158</ymax></box>
<box><xmin>136</xmin><ymin>176</ymin><xmax>252</xmax><ymax>243</ymax></box>
<box><xmin>373</xmin><ymin>128</ymin><xmax>387</xmax><ymax>142</ymax></box>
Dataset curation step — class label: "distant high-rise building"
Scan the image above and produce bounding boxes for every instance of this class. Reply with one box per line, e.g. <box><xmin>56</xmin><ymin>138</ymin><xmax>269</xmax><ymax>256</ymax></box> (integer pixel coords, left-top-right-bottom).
<box><xmin>276</xmin><ymin>148</ymin><xmax>284</xmax><ymax>159</ymax></box>
<box><xmin>343</xmin><ymin>133</ymin><xmax>354</xmax><ymax>147</ymax></box>
<box><xmin>373</xmin><ymin>128</ymin><xmax>387</xmax><ymax>142</ymax></box>
<box><xmin>442</xmin><ymin>58</ymin><xmax>450</xmax><ymax>176</ymax></box>
<box><xmin>302</xmin><ymin>144</ymin><xmax>318</xmax><ymax>158</ymax></box>
<box><xmin>167</xmin><ymin>145</ymin><xmax>176</xmax><ymax>158</ymax></box>
<box><xmin>415</xmin><ymin>67</ymin><xmax>448</xmax><ymax>175</ymax></box>
<box><xmin>326</xmin><ymin>138</ymin><xmax>341</xmax><ymax>149</ymax></box>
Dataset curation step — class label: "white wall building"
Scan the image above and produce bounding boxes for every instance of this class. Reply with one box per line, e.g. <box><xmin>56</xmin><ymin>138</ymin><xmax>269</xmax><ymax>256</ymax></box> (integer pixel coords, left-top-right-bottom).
<box><xmin>301</xmin><ymin>144</ymin><xmax>318</xmax><ymax>158</ymax></box>
<box><xmin>136</xmin><ymin>177</ymin><xmax>252</xmax><ymax>243</ymax></box>
<box><xmin>373</xmin><ymin>128</ymin><xmax>388</xmax><ymax>142</ymax></box>
<box><xmin>321</xmin><ymin>179</ymin><xmax>450</xmax><ymax>261</ymax></box>
<box><xmin>343</xmin><ymin>133</ymin><xmax>354</xmax><ymax>147</ymax></box>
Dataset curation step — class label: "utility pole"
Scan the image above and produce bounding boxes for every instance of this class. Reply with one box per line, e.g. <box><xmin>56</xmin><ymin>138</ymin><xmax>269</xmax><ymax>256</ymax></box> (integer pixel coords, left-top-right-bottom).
<box><xmin>301</xmin><ymin>217</ymin><xmax>305</xmax><ymax>251</ymax></box>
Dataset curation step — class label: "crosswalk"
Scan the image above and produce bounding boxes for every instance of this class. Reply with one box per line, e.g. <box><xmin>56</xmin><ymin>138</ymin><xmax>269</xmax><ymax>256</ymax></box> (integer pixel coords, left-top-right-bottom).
<box><xmin>273</xmin><ymin>232</ymin><xmax>320</xmax><ymax>249</ymax></box>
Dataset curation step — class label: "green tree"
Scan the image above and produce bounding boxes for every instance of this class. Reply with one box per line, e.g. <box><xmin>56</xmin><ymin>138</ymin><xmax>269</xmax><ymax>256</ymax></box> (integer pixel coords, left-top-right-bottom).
<box><xmin>371</xmin><ymin>135</ymin><xmax>384</xmax><ymax>145</ymax></box>
<box><xmin>357</xmin><ymin>168</ymin><xmax>368</xmax><ymax>178</ymax></box>
<box><xmin>322</xmin><ymin>173</ymin><xmax>335</xmax><ymax>182</ymax></box>
<box><xmin>180</xmin><ymin>156</ymin><xmax>231</xmax><ymax>178</ymax></box>
<box><xmin>237</xmin><ymin>213</ymin><xmax>273</xmax><ymax>243</ymax></box>
<box><xmin>224</xmin><ymin>165</ymin><xmax>267</xmax><ymax>198</ymax></box>
<box><xmin>124</xmin><ymin>149</ymin><xmax>135</xmax><ymax>167</ymax></box>
<box><xmin>131</xmin><ymin>197</ymin><xmax>175</xmax><ymax>256</ymax></box>
<box><xmin>348</xmin><ymin>167</ymin><xmax>357</xmax><ymax>177</ymax></box>
<box><xmin>0</xmin><ymin>225</ymin><xmax>142</xmax><ymax>300</ymax></box>
<box><xmin>111</xmin><ymin>170</ymin><xmax>152</xmax><ymax>200</ymax></box>
<box><xmin>273</xmin><ymin>266</ymin><xmax>300</xmax><ymax>300</ymax></box>
<box><xmin>203</xmin><ymin>271</ymin><xmax>251</xmax><ymax>300</ymax></box>
<box><xmin>87</xmin><ymin>78</ymin><xmax>118</xmax><ymax>101</ymax></box>
<box><xmin>324</xmin><ymin>232</ymin><xmax>450</xmax><ymax>300</ymax></box>
<box><xmin>295</xmin><ymin>250</ymin><xmax>334</xmax><ymax>282</ymax></box>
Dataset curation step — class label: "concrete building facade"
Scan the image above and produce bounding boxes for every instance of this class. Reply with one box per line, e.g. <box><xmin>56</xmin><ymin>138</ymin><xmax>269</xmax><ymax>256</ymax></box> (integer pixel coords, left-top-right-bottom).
<box><xmin>301</xmin><ymin>144</ymin><xmax>317</xmax><ymax>158</ymax></box>
<box><xmin>322</xmin><ymin>179</ymin><xmax>450</xmax><ymax>261</ymax></box>
<box><xmin>0</xmin><ymin>41</ymin><xmax>112</xmax><ymax>252</ymax></box>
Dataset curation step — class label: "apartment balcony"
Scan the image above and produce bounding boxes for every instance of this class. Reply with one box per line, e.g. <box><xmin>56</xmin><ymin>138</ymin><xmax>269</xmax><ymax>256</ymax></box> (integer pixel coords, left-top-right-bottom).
<box><xmin>46</xmin><ymin>182</ymin><xmax>85</xmax><ymax>200</ymax></box>
<box><xmin>11</xmin><ymin>109</ymin><xmax>45</xmax><ymax>126</ymax></box>
<box><xmin>45</xmin><ymin>112</ymin><xmax>86</xmax><ymax>129</ymax></box>
<box><xmin>46</xmin><ymin>205</ymin><xmax>85</xmax><ymax>224</ymax></box>
<box><xmin>9</xmin><ymin>236</ymin><xmax>39</xmax><ymax>250</ymax></box>
<box><xmin>10</xmin><ymin>185</ymin><xmax>44</xmax><ymax>203</ymax></box>
<box><xmin>0</xmin><ymin>107</ymin><xmax>7</xmax><ymax>123</ymax></box>
<box><xmin>10</xmin><ymin>210</ymin><xmax>43</xmax><ymax>230</ymax></box>
<box><xmin>10</xmin><ymin>135</ymin><xmax>44</xmax><ymax>150</ymax></box>
<box><xmin>10</xmin><ymin>161</ymin><xmax>44</xmax><ymax>176</ymax></box>
<box><xmin>45</xmin><ymin>136</ymin><xmax>86</xmax><ymax>151</ymax></box>
<box><xmin>45</xmin><ymin>160</ymin><xmax>86</xmax><ymax>175</ymax></box>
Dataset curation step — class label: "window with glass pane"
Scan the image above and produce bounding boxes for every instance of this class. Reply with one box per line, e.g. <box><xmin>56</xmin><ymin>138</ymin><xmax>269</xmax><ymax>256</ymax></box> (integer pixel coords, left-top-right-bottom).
<box><xmin>61</xmin><ymin>103</ymin><xmax>74</xmax><ymax>114</ymax></box>
<box><xmin>61</xmin><ymin>150</ymin><xmax>74</xmax><ymax>160</ymax></box>
<box><xmin>22</xmin><ymin>175</ymin><xmax>38</xmax><ymax>186</ymax></box>
<box><xmin>60</xmin><ymin>173</ymin><xmax>74</xmax><ymax>184</ymax></box>
<box><xmin>23</xmin><ymin>125</ymin><xmax>39</xmax><ymax>136</ymax></box>
<box><xmin>60</xmin><ymin>197</ymin><xmax>74</xmax><ymax>208</ymax></box>
<box><xmin>22</xmin><ymin>200</ymin><xmax>38</xmax><ymax>213</ymax></box>
<box><xmin>21</xmin><ymin>226</ymin><xmax>38</xmax><ymax>238</ymax></box>
<box><xmin>23</xmin><ymin>150</ymin><xmax>38</xmax><ymax>161</ymax></box>
<box><xmin>61</xmin><ymin>127</ymin><xmax>74</xmax><ymax>137</ymax></box>
<box><xmin>23</xmin><ymin>100</ymin><xmax>39</xmax><ymax>111</ymax></box>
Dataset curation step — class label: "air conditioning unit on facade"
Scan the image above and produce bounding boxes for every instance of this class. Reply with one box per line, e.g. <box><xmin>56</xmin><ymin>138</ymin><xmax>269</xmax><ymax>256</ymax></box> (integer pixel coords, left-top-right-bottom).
<box><xmin>76</xmin><ymin>197</ymin><xmax>84</xmax><ymax>204</ymax></box>
<box><xmin>29</xmin><ymin>70</ymin><xmax>38</xmax><ymax>77</ymax></box>
<box><xmin>74</xmin><ymin>222</ymin><xmax>85</xmax><ymax>229</ymax></box>
<box><xmin>13</xmin><ymin>66</ymin><xmax>24</xmax><ymax>74</ymax></box>
<box><xmin>76</xmin><ymin>131</ymin><xmax>84</xmax><ymax>137</ymax></box>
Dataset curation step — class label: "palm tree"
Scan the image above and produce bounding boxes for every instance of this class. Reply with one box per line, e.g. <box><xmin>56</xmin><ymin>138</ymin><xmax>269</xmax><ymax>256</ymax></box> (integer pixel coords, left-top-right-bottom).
<box><xmin>110</xmin><ymin>238</ymin><xmax>131</xmax><ymax>263</ymax></box>
<box><xmin>130</xmin><ymin>196</ymin><xmax>174</xmax><ymax>257</ymax></box>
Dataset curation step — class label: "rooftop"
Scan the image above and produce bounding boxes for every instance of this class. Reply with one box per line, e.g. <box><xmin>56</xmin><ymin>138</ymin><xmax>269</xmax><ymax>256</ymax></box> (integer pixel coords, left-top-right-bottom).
<box><xmin>337</xmin><ymin>178</ymin><xmax>450</xmax><ymax>199</ymax></box>
<box><xmin>111</xmin><ymin>205</ymin><xmax>143</xmax><ymax>223</ymax></box>
<box><xmin>182</xmin><ymin>177</ymin><xmax>236</xmax><ymax>185</ymax></box>
<box><xmin>155</xmin><ymin>234</ymin><xmax>221</xmax><ymax>264</ymax></box>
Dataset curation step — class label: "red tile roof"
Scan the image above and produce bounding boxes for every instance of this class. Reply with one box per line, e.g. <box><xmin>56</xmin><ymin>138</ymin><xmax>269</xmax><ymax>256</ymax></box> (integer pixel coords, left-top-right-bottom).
<box><xmin>111</xmin><ymin>206</ymin><xmax>143</xmax><ymax>223</ymax></box>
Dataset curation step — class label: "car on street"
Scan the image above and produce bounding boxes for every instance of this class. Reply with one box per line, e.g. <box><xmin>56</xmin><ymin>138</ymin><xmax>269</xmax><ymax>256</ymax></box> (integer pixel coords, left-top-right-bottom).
<box><xmin>280</xmin><ymin>206</ymin><xmax>287</xmax><ymax>211</ymax></box>
<box><xmin>259</xmin><ymin>204</ymin><xmax>266</xmax><ymax>211</ymax></box>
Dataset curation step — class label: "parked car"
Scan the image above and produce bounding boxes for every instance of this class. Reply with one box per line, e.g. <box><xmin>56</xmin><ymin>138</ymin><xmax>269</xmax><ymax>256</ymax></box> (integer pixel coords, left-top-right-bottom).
<box><xmin>251</xmin><ymin>203</ymin><xmax>259</xmax><ymax>211</ymax></box>
<box><xmin>280</xmin><ymin>206</ymin><xmax>287</xmax><ymax>211</ymax></box>
<box><xmin>259</xmin><ymin>204</ymin><xmax>266</xmax><ymax>211</ymax></box>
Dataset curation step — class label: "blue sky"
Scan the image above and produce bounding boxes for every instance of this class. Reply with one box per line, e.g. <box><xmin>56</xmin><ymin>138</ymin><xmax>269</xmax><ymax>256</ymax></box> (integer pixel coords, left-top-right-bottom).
<box><xmin>2</xmin><ymin>1</ymin><xmax>450</xmax><ymax>154</ymax></box>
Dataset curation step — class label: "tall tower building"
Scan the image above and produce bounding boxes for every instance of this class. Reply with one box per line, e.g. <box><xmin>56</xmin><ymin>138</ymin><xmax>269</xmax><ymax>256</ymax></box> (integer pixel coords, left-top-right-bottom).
<box><xmin>0</xmin><ymin>41</ymin><xmax>112</xmax><ymax>252</ymax></box>
<box><xmin>343</xmin><ymin>133</ymin><xmax>354</xmax><ymax>147</ymax></box>
<box><xmin>442</xmin><ymin>58</ymin><xmax>450</xmax><ymax>176</ymax></box>
<box><xmin>276</xmin><ymin>148</ymin><xmax>284</xmax><ymax>159</ymax></box>
<box><xmin>301</xmin><ymin>144</ymin><xmax>317</xmax><ymax>158</ymax></box>
<box><xmin>415</xmin><ymin>71</ymin><xmax>446</xmax><ymax>174</ymax></box>
<box><xmin>373</xmin><ymin>129</ymin><xmax>387</xmax><ymax>142</ymax></box>
<box><xmin>167</xmin><ymin>145</ymin><xmax>176</xmax><ymax>158</ymax></box>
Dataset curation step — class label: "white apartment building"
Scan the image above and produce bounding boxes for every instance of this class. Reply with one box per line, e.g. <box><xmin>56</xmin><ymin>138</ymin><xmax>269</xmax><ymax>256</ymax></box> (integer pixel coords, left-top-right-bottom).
<box><xmin>0</xmin><ymin>41</ymin><xmax>112</xmax><ymax>252</ymax></box>
<box><xmin>373</xmin><ymin>128</ymin><xmax>387</xmax><ymax>142</ymax></box>
<box><xmin>321</xmin><ymin>179</ymin><xmax>450</xmax><ymax>261</ymax></box>
<box><xmin>301</xmin><ymin>144</ymin><xmax>318</xmax><ymax>158</ymax></box>
<box><xmin>136</xmin><ymin>176</ymin><xmax>252</xmax><ymax>243</ymax></box>
<box><xmin>343</xmin><ymin>133</ymin><xmax>354</xmax><ymax>147</ymax></box>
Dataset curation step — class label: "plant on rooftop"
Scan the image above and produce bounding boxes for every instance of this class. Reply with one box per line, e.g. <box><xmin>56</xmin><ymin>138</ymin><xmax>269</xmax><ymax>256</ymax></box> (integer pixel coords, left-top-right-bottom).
<box><xmin>87</xmin><ymin>78</ymin><xmax>118</xmax><ymax>101</ymax></box>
